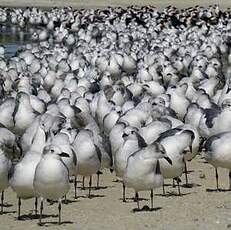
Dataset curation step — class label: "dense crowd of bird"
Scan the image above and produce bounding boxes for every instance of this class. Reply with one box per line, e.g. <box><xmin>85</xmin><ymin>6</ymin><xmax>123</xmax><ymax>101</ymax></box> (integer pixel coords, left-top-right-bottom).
<box><xmin>0</xmin><ymin>4</ymin><xmax>231</xmax><ymax>225</ymax></box>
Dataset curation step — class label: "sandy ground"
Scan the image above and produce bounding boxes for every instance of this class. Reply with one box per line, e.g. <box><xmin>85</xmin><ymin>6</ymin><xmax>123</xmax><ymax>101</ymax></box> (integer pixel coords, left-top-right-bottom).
<box><xmin>1</xmin><ymin>155</ymin><xmax>231</xmax><ymax>230</ymax></box>
<box><xmin>0</xmin><ymin>0</ymin><xmax>230</xmax><ymax>9</ymax></box>
<box><xmin>0</xmin><ymin>2</ymin><xmax>230</xmax><ymax>230</ymax></box>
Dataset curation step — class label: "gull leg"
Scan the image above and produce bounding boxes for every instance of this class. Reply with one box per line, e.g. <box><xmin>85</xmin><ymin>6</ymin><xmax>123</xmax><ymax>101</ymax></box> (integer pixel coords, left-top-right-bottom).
<box><xmin>88</xmin><ymin>176</ymin><xmax>92</xmax><ymax>198</ymax></box>
<box><xmin>229</xmin><ymin>171</ymin><xmax>231</xmax><ymax>191</ymax></box>
<box><xmin>82</xmin><ymin>176</ymin><xmax>85</xmax><ymax>190</ymax></box>
<box><xmin>58</xmin><ymin>199</ymin><xmax>62</xmax><ymax>225</ymax></box>
<box><xmin>172</xmin><ymin>179</ymin><xmax>176</xmax><ymax>187</ymax></box>
<box><xmin>215</xmin><ymin>168</ymin><xmax>219</xmax><ymax>191</ymax></box>
<box><xmin>96</xmin><ymin>171</ymin><xmax>102</xmax><ymax>189</ymax></box>
<box><xmin>39</xmin><ymin>198</ymin><xmax>43</xmax><ymax>226</ymax></box>
<box><xmin>162</xmin><ymin>183</ymin><xmax>165</xmax><ymax>195</ymax></box>
<box><xmin>1</xmin><ymin>191</ymin><xmax>4</xmax><ymax>214</ymax></box>
<box><xmin>74</xmin><ymin>176</ymin><xmax>77</xmax><ymax>199</ymax></box>
<box><xmin>184</xmin><ymin>160</ymin><xmax>189</xmax><ymax>186</ymax></box>
<box><xmin>135</xmin><ymin>192</ymin><xmax>140</xmax><ymax>210</ymax></box>
<box><xmin>18</xmin><ymin>197</ymin><xmax>21</xmax><ymax>220</ymax></box>
<box><xmin>150</xmin><ymin>189</ymin><xmax>154</xmax><ymax>209</ymax></box>
<box><xmin>35</xmin><ymin>197</ymin><xmax>38</xmax><ymax>215</ymax></box>
<box><xmin>177</xmin><ymin>178</ymin><xmax>181</xmax><ymax>196</ymax></box>
<box><xmin>122</xmin><ymin>183</ymin><xmax>126</xmax><ymax>202</ymax></box>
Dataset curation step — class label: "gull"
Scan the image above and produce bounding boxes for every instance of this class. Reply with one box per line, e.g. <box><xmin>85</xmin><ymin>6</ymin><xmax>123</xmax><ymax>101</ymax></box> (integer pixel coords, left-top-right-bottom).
<box><xmin>72</xmin><ymin>129</ymin><xmax>101</xmax><ymax>198</ymax></box>
<box><xmin>9</xmin><ymin>119</ymin><xmax>47</xmax><ymax>219</ymax></box>
<box><xmin>203</xmin><ymin>131</ymin><xmax>231</xmax><ymax>191</ymax></box>
<box><xmin>0</xmin><ymin>150</ymin><xmax>12</xmax><ymax>214</ymax></box>
<box><xmin>123</xmin><ymin>142</ymin><xmax>172</xmax><ymax>210</ymax></box>
<box><xmin>114</xmin><ymin>128</ymin><xmax>147</xmax><ymax>202</ymax></box>
<box><xmin>34</xmin><ymin>150</ymin><xmax>70</xmax><ymax>225</ymax></box>
<box><xmin>156</xmin><ymin>128</ymin><xmax>195</xmax><ymax>195</ymax></box>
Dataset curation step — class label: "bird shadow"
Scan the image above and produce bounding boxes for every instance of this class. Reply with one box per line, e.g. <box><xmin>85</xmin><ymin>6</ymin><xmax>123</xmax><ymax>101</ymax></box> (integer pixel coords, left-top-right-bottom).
<box><xmin>119</xmin><ymin>197</ymin><xmax>149</xmax><ymax>203</ymax></box>
<box><xmin>163</xmin><ymin>183</ymin><xmax>174</xmax><ymax>187</ymax></box>
<box><xmin>0</xmin><ymin>210</ymin><xmax>16</xmax><ymax>214</ymax></box>
<box><xmin>62</xmin><ymin>199</ymin><xmax>79</xmax><ymax>205</ymax></box>
<box><xmin>181</xmin><ymin>183</ymin><xmax>202</xmax><ymax>188</ymax></box>
<box><xmin>156</xmin><ymin>192</ymin><xmax>191</xmax><ymax>197</ymax></box>
<box><xmin>78</xmin><ymin>186</ymin><xmax>86</xmax><ymax>190</ymax></box>
<box><xmin>17</xmin><ymin>213</ymin><xmax>58</xmax><ymax>221</ymax></box>
<box><xmin>69</xmin><ymin>179</ymin><xmax>82</xmax><ymax>183</ymax></box>
<box><xmin>132</xmin><ymin>205</ymin><xmax>162</xmax><ymax>213</ymax></box>
<box><xmin>77</xmin><ymin>194</ymin><xmax>105</xmax><ymax>199</ymax></box>
<box><xmin>206</xmin><ymin>188</ymin><xmax>231</xmax><ymax>193</ymax></box>
<box><xmin>80</xmin><ymin>186</ymin><xmax>112</xmax><ymax>190</ymax></box>
<box><xmin>88</xmin><ymin>194</ymin><xmax>105</xmax><ymax>199</ymax></box>
<box><xmin>73</xmin><ymin>195</ymin><xmax>86</xmax><ymax>199</ymax></box>
<box><xmin>0</xmin><ymin>203</ymin><xmax>13</xmax><ymax>208</ymax></box>
<box><xmin>183</xmin><ymin>170</ymin><xmax>194</xmax><ymax>174</ymax></box>
<box><xmin>112</xmin><ymin>179</ymin><xmax>122</xmax><ymax>183</ymax></box>
<box><xmin>38</xmin><ymin>221</ymin><xmax>73</xmax><ymax>226</ymax></box>
<box><xmin>202</xmin><ymin>161</ymin><xmax>209</xmax><ymax>164</ymax></box>
<box><xmin>92</xmin><ymin>186</ymin><xmax>112</xmax><ymax>190</ymax></box>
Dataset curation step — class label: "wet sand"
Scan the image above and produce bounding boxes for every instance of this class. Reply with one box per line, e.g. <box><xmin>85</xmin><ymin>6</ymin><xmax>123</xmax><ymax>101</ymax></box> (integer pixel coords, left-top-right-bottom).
<box><xmin>0</xmin><ymin>0</ymin><xmax>230</xmax><ymax>9</ymax></box>
<box><xmin>1</xmin><ymin>155</ymin><xmax>231</xmax><ymax>230</ymax></box>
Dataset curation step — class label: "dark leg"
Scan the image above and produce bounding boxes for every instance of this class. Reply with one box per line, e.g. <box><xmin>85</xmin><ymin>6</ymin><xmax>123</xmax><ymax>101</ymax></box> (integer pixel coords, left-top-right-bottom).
<box><xmin>63</xmin><ymin>195</ymin><xmax>67</xmax><ymax>204</ymax></box>
<box><xmin>96</xmin><ymin>171</ymin><xmax>102</xmax><ymax>189</ymax></box>
<box><xmin>74</xmin><ymin>176</ymin><xmax>77</xmax><ymax>199</ymax></box>
<box><xmin>82</xmin><ymin>176</ymin><xmax>85</xmax><ymax>190</ymax></box>
<box><xmin>184</xmin><ymin>160</ymin><xmax>189</xmax><ymax>186</ymax></box>
<box><xmin>229</xmin><ymin>171</ymin><xmax>231</xmax><ymax>191</ymax></box>
<box><xmin>35</xmin><ymin>197</ymin><xmax>38</xmax><ymax>215</ymax></box>
<box><xmin>135</xmin><ymin>192</ymin><xmax>140</xmax><ymax>210</ymax></box>
<box><xmin>150</xmin><ymin>189</ymin><xmax>154</xmax><ymax>210</ymax></box>
<box><xmin>162</xmin><ymin>183</ymin><xmax>165</xmax><ymax>195</ymax></box>
<box><xmin>58</xmin><ymin>199</ymin><xmax>61</xmax><ymax>225</ymax></box>
<box><xmin>39</xmin><ymin>198</ymin><xmax>43</xmax><ymax>226</ymax></box>
<box><xmin>172</xmin><ymin>179</ymin><xmax>176</xmax><ymax>187</ymax></box>
<box><xmin>176</xmin><ymin>178</ymin><xmax>181</xmax><ymax>196</ymax></box>
<box><xmin>0</xmin><ymin>191</ymin><xmax>3</xmax><ymax>214</ymax></box>
<box><xmin>215</xmin><ymin>168</ymin><xmax>219</xmax><ymax>191</ymax></box>
<box><xmin>18</xmin><ymin>197</ymin><xmax>21</xmax><ymax>220</ymax></box>
<box><xmin>122</xmin><ymin>183</ymin><xmax>126</xmax><ymax>202</ymax></box>
<box><xmin>97</xmin><ymin>173</ymin><xmax>100</xmax><ymax>188</ymax></box>
<box><xmin>88</xmin><ymin>176</ymin><xmax>92</xmax><ymax>198</ymax></box>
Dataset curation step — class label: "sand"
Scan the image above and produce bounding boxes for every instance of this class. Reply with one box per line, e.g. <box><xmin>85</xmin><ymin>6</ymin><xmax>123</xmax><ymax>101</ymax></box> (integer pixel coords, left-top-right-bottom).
<box><xmin>0</xmin><ymin>0</ymin><xmax>229</xmax><ymax>9</ymax></box>
<box><xmin>0</xmin><ymin>155</ymin><xmax>231</xmax><ymax>230</ymax></box>
<box><xmin>0</xmin><ymin>3</ymin><xmax>231</xmax><ymax>229</ymax></box>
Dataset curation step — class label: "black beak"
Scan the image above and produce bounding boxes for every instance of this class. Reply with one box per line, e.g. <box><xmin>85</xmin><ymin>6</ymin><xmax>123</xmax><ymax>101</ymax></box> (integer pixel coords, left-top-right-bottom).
<box><xmin>45</xmin><ymin>131</ymin><xmax>49</xmax><ymax>141</ymax></box>
<box><xmin>198</xmin><ymin>137</ymin><xmax>205</xmax><ymax>152</ymax></box>
<box><xmin>164</xmin><ymin>156</ymin><xmax>172</xmax><ymax>165</ymax></box>
<box><xmin>189</xmin><ymin>145</ymin><xmax>193</xmax><ymax>153</ymax></box>
<box><xmin>59</xmin><ymin>152</ymin><xmax>70</xmax><ymax>158</ymax></box>
<box><xmin>122</xmin><ymin>133</ymin><xmax>129</xmax><ymax>138</ymax></box>
<box><xmin>155</xmin><ymin>160</ymin><xmax>161</xmax><ymax>174</ymax></box>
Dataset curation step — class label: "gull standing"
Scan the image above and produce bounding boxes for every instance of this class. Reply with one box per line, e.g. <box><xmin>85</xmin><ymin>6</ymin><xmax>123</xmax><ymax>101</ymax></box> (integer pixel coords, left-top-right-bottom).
<box><xmin>0</xmin><ymin>150</ymin><xmax>12</xmax><ymax>214</ymax></box>
<box><xmin>34</xmin><ymin>149</ymin><xmax>70</xmax><ymax>225</ymax></box>
<box><xmin>123</xmin><ymin>142</ymin><xmax>172</xmax><ymax>210</ymax></box>
<box><xmin>203</xmin><ymin>131</ymin><xmax>231</xmax><ymax>190</ymax></box>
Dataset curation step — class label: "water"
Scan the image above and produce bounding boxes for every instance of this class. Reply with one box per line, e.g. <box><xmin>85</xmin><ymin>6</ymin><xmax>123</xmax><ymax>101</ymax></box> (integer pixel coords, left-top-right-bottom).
<box><xmin>0</xmin><ymin>24</ymin><xmax>31</xmax><ymax>57</ymax></box>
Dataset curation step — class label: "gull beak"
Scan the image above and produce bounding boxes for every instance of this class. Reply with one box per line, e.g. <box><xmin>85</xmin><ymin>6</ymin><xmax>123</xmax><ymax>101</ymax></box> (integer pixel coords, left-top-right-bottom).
<box><xmin>189</xmin><ymin>145</ymin><xmax>193</xmax><ymax>153</ymax></box>
<box><xmin>59</xmin><ymin>152</ymin><xmax>70</xmax><ymax>158</ymax></box>
<box><xmin>164</xmin><ymin>156</ymin><xmax>172</xmax><ymax>165</ymax></box>
<box><xmin>122</xmin><ymin>133</ymin><xmax>129</xmax><ymax>138</ymax></box>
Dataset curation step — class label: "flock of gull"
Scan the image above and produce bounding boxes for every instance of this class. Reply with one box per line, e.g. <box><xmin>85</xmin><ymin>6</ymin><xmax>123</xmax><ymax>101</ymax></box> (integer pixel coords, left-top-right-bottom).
<box><xmin>0</xmin><ymin>4</ymin><xmax>231</xmax><ymax>225</ymax></box>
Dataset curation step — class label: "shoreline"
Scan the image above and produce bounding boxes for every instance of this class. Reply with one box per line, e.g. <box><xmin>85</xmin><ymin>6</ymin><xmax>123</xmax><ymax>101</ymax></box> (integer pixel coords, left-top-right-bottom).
<box><xmin>0</xmin><ymin>0</ymin><xmax>229</xmax><ymax>10</ymax></box>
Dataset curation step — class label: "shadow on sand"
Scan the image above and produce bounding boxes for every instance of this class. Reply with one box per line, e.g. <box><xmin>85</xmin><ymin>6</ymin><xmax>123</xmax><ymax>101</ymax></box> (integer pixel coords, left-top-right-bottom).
<box><xmin>38</xmin><ymin>221</ymin><xmax>73</xmax><ymax>226</ymax></box>
<box><xmin>206</xmin><ymin>188</ymin><xmax>231</xmax><ymax>192</ymax></box>
<box><xmin>132</xmin><ymin>205</ymin><xmax>162</xmax><ymax>213</ymax></box>
<box><xmin>17</xmin><ymin>213</ymin><xmax>58</xmax><ymax>221</ymax></box>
